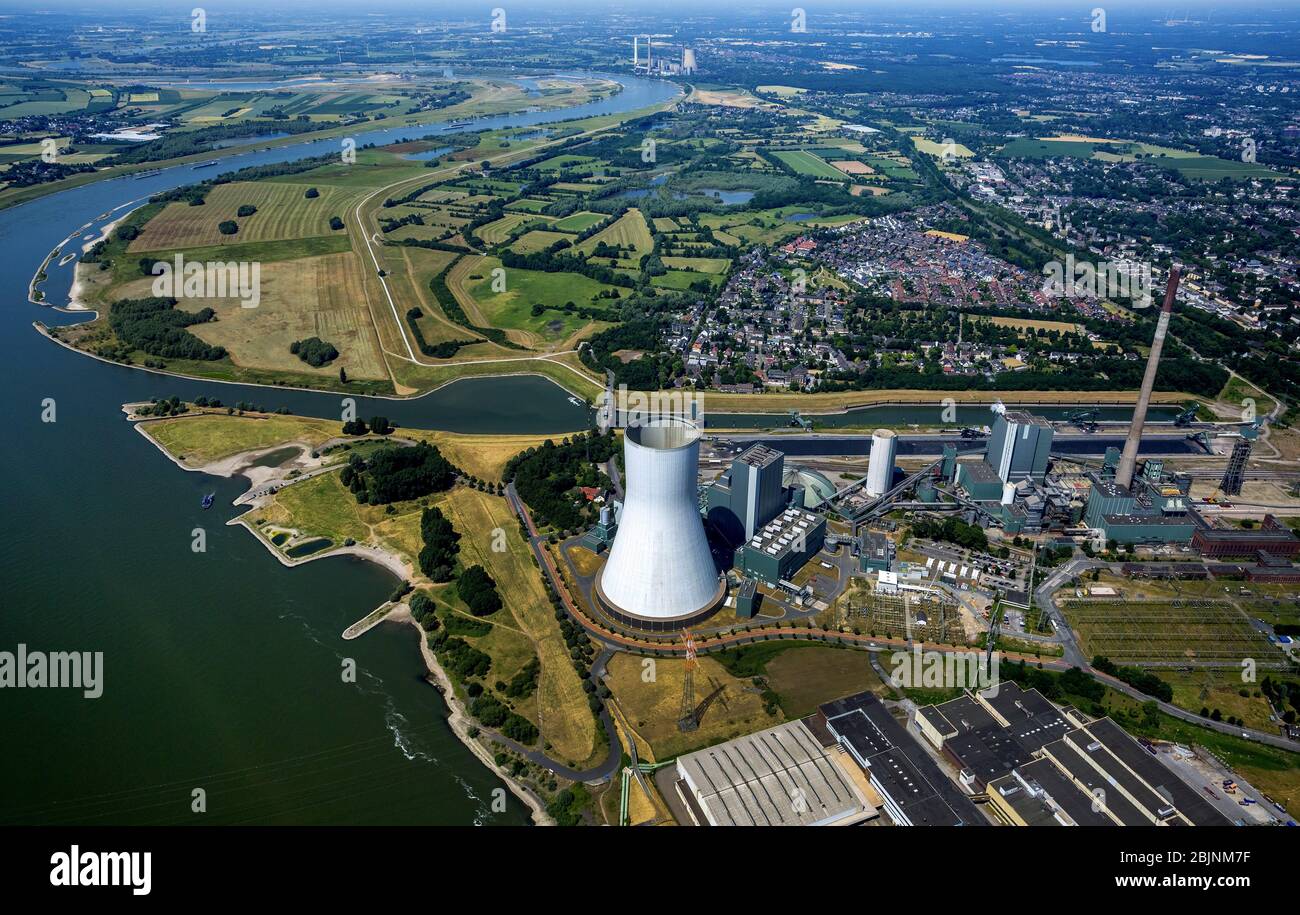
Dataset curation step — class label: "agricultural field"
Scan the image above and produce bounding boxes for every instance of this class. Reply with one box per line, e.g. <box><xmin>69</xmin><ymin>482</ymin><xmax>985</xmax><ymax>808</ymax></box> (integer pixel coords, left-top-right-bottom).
<box><xmin>575</xmin><ymin>208</ymin><xmax>653</xmax><ymax>262</ymax></box>
<box><xmin>911</xmin><ymin>136</ymin><xmax>975</xmax><ymax>159</ymax></box>
<box><xmin>129</xmin><ymin>181</ymin><xmax>355</xmax><ymax>251</ymax></box>
<box><xmin>1059</xmin><ymin>598</ymin><xmax>1290</xmax><ymax>670</ymax></box>
<box><xmin>967</xmin><ymin>314</ymin><xmax>1083</xmax><ymax>335</ymax></box>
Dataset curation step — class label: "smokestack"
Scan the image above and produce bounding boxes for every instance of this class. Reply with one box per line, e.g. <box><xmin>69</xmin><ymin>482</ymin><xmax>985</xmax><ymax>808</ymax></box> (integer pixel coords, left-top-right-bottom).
<box><xmin>1115</xmin><ymin>266</ymin><xmax>1181</xmax><ymax>491</ymax></box>
<box><xmin>633</xmin><ymin>36</ymin><xmax>639</xmax><ymax>69</ymax></box>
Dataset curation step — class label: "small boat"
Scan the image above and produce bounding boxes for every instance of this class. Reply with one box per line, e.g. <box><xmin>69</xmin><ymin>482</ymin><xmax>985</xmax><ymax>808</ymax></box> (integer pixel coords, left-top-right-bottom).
<box><xmin>201</xmin><ymin>493</ymin><xmax>215</xmax><ymax>509</ymax></box>
<box><xmin>192</xmin><ymin>160</ymin><xmax>219</xmax><ymax>169</ymax></box>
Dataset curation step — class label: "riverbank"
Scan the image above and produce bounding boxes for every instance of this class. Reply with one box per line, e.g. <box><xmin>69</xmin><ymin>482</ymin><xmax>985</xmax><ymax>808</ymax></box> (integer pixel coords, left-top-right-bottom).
<box><xmin>135</xmin><ymin>408</ymin><xmax>555</xmax><ymax>823</ymax></box>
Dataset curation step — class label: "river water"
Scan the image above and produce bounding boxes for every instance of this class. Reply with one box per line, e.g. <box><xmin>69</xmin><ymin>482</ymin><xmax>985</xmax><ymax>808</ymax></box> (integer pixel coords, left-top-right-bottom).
<box><xmin>0</xmin><ymin>74</ymin><xmax>677</xmax><ymax>826</ymax></box>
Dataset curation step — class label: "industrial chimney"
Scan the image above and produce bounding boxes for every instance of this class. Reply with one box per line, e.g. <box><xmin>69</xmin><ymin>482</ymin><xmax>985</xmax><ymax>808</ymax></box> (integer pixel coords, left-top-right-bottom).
<box><xmin>1115</xmin><ymin>266</ymin><xmax>1181</xmax><ymax>491</ymax></box>
<box><xmin>595</xmin><ymin>418</ymin><xmax>725</xmax><ymax>630</ymax></box>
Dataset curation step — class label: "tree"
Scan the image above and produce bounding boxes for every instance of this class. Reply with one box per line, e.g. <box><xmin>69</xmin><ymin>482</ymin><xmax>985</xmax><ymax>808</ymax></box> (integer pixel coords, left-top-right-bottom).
<box><xmin>237</xmin><ymin>204</ymin><xmax>257</xmax><ymax>217</ymax></box>
<box><xmin>329</xmin><ymin>215</ymin><xmax>344</xmax><ymax>230</ymax></box>
<box><xmin>304</xmin><ymin>187</ymin><xmax>320</xmax><ymax>199</ymax></box>
<box><xmin>218</xmin><ymin>220</ymin><xmax>238</xmax><ymax>235</ymax></box>
<box><xmin>339</xmin><ymin>366</ymin><xmax>348</xmax><ymax>383</ymax></box>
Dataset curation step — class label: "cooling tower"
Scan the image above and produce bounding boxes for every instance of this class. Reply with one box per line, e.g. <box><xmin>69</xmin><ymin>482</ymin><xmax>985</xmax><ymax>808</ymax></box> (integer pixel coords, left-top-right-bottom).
<box><xmin>595</xmin><ymin>419</ymin><xmax>725</xmax><ymax>630</ymax></box>
<box><xmin>865</xmin><ymin>429</ymin><xmax>897</xmax><ymax>497</ymax></box>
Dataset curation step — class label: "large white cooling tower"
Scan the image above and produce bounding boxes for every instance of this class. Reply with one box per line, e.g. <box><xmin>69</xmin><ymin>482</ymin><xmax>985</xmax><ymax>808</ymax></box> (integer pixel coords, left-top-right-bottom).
<box><xmin>595</xmin><ymin>418</ymin><xmax>724</xmax><ymax>629</ymax></box>
<box><xmin>865</xmin><ymin>428</ymin><xmax>897</xmax><ymax>497</ymax></box>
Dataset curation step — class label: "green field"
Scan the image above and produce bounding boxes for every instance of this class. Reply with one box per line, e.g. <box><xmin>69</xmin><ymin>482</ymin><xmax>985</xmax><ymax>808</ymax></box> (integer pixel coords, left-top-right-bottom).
<box><xmin>770</xmin><ymin>149</ymin><xmax>848</xmax><ymax>180</ymax></box>
<box><xmin>454</xmin><ymin>255</ymin><xmax>618</xmax><ymax>346</ymax></box>
<box><xmin>551</xmin><ymin>211</ymin><xmax>606</xmax><ymax>233</ymax></box>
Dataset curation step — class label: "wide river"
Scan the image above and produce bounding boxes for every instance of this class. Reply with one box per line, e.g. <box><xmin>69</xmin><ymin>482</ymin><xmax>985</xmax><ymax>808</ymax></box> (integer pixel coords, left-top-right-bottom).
<box><xmin>0</xmin><ymin>73</ymin><xmax>677</xmax><ymax>826</ymax></box>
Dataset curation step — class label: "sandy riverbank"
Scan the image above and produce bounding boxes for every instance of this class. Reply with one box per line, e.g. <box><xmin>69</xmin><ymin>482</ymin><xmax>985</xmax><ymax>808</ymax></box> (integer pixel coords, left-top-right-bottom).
<box><xmin>387</xmin><ymin>603</ymin><xmax>553</xmax><ymax>825</ymax></box>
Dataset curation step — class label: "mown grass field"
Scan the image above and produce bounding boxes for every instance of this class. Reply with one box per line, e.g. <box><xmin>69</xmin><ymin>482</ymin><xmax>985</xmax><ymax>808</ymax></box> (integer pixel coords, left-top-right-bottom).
<box><xmin>160</xmin><ymin>250</ymin><xmax>389</xmax><ymax>381</ymax></box>
<box><xmin>605</xmin><ymin>653</ymin><xmax>778</xmax><ymax>761</ymax></box>
<box><xmin>129</xmin><ymin>181</ymin><xmax>355</xmax><ymax>252</ymax></box>
<box><xmin>770</xmin><ymin>149</ymin><xmax>847</xmax><ymax>179</ymax></box>
<box><xmin>576</xmin><ymin>208</ymin><xmax>652</xmax><ymax>261</ymax></box>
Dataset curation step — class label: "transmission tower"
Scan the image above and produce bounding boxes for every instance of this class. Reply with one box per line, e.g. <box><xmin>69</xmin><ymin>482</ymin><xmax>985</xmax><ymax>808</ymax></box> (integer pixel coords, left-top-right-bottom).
<box><xmin>1219</xmin><ymin>439</ymin><xmax>1251</xmax><ymax>496</ymax></box>
<box><xmin>678</xmin><ymin>631</ymin><xmax>699</xmax><ymax>733</ymax></box>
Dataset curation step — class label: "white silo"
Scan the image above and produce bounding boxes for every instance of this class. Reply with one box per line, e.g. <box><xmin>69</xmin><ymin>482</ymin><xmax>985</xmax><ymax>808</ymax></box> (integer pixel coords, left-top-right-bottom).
<box><xmin>865</xmin><ymin>429</ymin><xmax>897</xmax><ymax>497</ymax></box>
<box><xmin>595</xmin><ymin>418</ymin><xmax>725</xmax><ymax>629</ymax></box>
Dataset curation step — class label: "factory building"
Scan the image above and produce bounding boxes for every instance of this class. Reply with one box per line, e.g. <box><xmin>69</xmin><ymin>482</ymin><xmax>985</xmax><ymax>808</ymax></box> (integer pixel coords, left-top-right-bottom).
<box><xmin>955</xmin><ymin>460</ymin><xmax>1004</xmax><ymax>502</ymax></box>
<box><xmin>671</xmin><ymin>719</ymin><xmax>875</xmax><ymax>826</ymax></box>
<box><xmin>705</xmin><ymin>443</ymin><xmax>786</xmax><ymax>545</ymax></box>
<box><xmin>858</xmin><ymin>530</ymin><xmax>894</xmax><ymax>573</ymax></box>
<box><xmin>986</xmin><ymin>409</ymin><xmax>1054</xmax><ymax>484</ymax></box>
<box><xmin>595</xmin><ymin>419</ymin><xmax>726</xmax><ymax>631</ymax></box>
<box><xmin>865</xmin><ymin>429</ymin><xmax>898</xmax><ymax>497</ymax></box>
<box><xmin>1084</xmin><ymin>459</ymin><xmax>1196</xmax><ymax>545</ymax></box>
<box><xmin>1192</xmin><ymin>514</ymin><xmax>1300</xmax><ymax>559</ymax></box>
<box><xmin>735</xmin><ymin>507</ymin><xmax>826</xmax><ymax>586</ymax></box>
<box><xmin>918</xmin><ymin>684</ymin><xmax>1229</xmax><ymax>826</ymax></box>
<box><xmin>818</xmin><ymin>691</ymin><xmax>986</xmax><ymax>827</ymax></box>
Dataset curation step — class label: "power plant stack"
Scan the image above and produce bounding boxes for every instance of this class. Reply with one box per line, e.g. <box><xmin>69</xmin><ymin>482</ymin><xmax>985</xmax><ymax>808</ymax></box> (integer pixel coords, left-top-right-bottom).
<box><xmin>1115</xmin><ymin>267</ymin><xmax>1181</xmax><ymax>491</ymax></box>
<box><xmin>595</xmin><ymin>418</ymin><xmax>725</xmax><ymax>630</ymax></box>
<box><xmin>865</xmin><ymin>429</ymin><xmax>898</xmax><ymax>497</ymax></box>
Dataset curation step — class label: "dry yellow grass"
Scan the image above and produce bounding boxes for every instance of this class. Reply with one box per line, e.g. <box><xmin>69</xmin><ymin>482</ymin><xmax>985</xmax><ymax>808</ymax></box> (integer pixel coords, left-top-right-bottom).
<box><xmin>604</xmin><ymin>653</ymin><xmax>779</xmax><ymax>761</ymax></box>
<box><xmin>179</xmin><ymin>251</ymin><xmax>388</xmax><ymax>380</ymax></box>
<box><xmin>443</xmin><ymin>487</ymin><xmax>597</xmax><ymax>765</ymax></box>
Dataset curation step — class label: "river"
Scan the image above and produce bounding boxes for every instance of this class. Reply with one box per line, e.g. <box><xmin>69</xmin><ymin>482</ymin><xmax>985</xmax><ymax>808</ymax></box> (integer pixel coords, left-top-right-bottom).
<box><xmin>0</xmin><ymin>73</ymin><xmax>677</xmax><ymax>826</ymax></box>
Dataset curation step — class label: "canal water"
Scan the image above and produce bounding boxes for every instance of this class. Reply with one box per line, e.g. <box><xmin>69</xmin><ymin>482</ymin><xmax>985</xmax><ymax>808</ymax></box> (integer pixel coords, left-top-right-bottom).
<box><xmin>0</xmin><ymin>74</ymin><xmax>675</xmax><ymax>826</ymax></box>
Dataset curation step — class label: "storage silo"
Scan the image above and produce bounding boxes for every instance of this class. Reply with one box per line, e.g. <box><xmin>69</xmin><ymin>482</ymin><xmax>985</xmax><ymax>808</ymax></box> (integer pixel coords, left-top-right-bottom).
<box><xmin>595</xmin><ymin>418</ymin><xmax>725</xmax><ymax>630</ymax></box>
<box><xmin>865</xmin><ymin>429</ymin><xmax>898</xmax><ymax>497</ymax></box>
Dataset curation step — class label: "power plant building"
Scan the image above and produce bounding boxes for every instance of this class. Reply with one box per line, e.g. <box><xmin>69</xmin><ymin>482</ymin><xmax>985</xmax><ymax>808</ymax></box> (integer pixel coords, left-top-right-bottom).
<box><xmin>735</xmin><ymin>507</ymin><xmax>826</xmax><ymax>586</ymax></box>
<box><xmin>595</xmin><ymin>419</ymin><xmax>725</xmax><ymax>630</ymax></box>
<box><xmin>865</xmin><ymin>429</ymin><xmax>898</xmax><ymax>497</ymax></box>
<box><xmin>986</xmin><ymin>410</ymin><xmax>1054</xmax><ymax>483</ymax></box>
<box><xmin>706</xmin><ymin>443</ymin><xmax>786</xmax><ymax>544</ymax></box>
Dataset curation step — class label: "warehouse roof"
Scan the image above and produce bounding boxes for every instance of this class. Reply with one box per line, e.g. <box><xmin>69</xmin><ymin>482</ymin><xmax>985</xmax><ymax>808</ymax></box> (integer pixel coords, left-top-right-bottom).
<box><xmin>675</xmin><ymin>720</ymin><xmax>872</xmax><ymax>827</ymax></box>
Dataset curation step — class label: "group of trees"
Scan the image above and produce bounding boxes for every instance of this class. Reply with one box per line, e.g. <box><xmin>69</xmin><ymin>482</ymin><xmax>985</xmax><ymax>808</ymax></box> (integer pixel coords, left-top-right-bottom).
<box><xmin>418</xmin><ymin>505</ymin><xmax>460</xmax><ymax>582</ymax></box>
<box><xmin>1092</xmin><ymin>655</ymin><xmax>1174</xmax><ymax>703</ymax></box>
<box><xmin>289</xmin><ymin>336</ymin><xmax>339</xmax><ymax>367</ymax></box>
<box><xmin>108</xmin><ymin>296</ymin><xmax>226</xmax><ymax>361</ymax></box>
<box><xmin>340</xmin><ymin>415</ymin><xmax>391</xmax><ymax>436</ymax></box>
<box><xmin>468</xmin><ymin>693</ymin><xmax>538</xmax><ymax>744</ymax></box>
<box><xmin>504</xmin><ymin>430</ymin><xmax>618</xmax><ymax>531</ymax></box>
<box><xmin>456</xmin><ymin>565</ymin><xmax>503</xmax><ymax>617</ymax></box>
<box><xmin>340</xmin><ymin>442</ymin><xmax>454</xmax><ymax>505</ymax></box>
<box><xmin>909</xmin><ymin>516</ymin><xmax>988</xmax><ymax>553</ymax></box>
